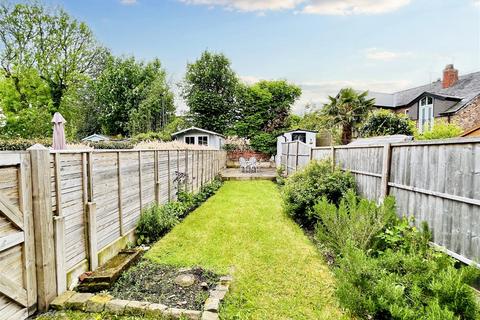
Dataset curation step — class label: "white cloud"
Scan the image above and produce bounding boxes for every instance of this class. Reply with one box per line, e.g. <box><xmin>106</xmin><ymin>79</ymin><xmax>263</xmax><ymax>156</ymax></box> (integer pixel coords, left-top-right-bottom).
<box><xmin>473</xmin><ymin>0</ymin><xmax>480</xmax><ymax>6</ymax></box>
<box><xmin>180</xmin><ymin>0</ymin><xmax>304</xmax><ymax>12</ymax></box>
<box><xmin>120</xmin><ymin>0</ymin><xmax>138</xmax><ymax>5</ymax></box>
<box><xmin>365</xmin><ymin>48</ymin><xmax>413</xmax><ymax>61</ymax></box>
<box><xmin>302</xmin><ymin>0</ymin><xmax>411</xmax><ymax>15</ymax></box>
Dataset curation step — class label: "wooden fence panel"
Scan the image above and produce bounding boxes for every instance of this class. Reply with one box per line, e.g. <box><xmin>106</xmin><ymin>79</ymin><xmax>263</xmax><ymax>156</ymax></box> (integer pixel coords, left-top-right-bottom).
<box><xmin>0</xmin><ymin>152</ymin><xmax>36</xmax><ymax>318</ymax></box>
<box><xmin>280</xmin><ymin>139</ymin><xmax>480</xmax><ymax>265</ymax></box>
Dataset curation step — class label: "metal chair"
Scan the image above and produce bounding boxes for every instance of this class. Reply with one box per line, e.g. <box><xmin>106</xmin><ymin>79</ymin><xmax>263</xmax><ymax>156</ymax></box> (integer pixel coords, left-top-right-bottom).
<box><xmin>239</xmin><ymin>157</ymin><xmax>248</xmax><ymax>172</ymax></box>
<box><xmin>249</xmin><ymin>157</ymin><xmax>258</xmax><ymax>173</ymax></box>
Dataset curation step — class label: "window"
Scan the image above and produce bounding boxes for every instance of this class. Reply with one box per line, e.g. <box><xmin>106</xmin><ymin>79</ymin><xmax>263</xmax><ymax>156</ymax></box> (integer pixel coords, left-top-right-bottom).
<box><xmin>292</xmin><ymin>132</ymin><xmax>306</xmax><ymax>143</ymax></box>
<box><xmin>418</xmin><ymin>96</ymin><xmax>434</xmax><ymax>132</ymax></box>
<box><xmin>198</xmin><ymin>136</ymin><xmax>208</xmax><ymax>145</ymax></box>
<box><xmin>185</xmin><ymin>136</ymin><xmax>195</xmax><ymax>144</ymax></box>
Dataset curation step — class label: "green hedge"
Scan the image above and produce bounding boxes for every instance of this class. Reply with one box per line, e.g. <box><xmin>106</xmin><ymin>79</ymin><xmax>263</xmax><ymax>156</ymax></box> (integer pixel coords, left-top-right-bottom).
<box><xmin>89</xmin><ymin>141</ymin><xmax>135</xmax><ymax>149</ymax></box>
<box><xmin>0</xmin><ymin>138</ymin><xmax>52</xmax><ymax>151</ymax></box>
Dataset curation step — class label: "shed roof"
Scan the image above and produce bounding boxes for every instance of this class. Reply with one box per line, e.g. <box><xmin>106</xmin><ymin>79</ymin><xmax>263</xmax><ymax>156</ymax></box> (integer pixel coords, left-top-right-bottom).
<box><xmin>82</xmin><ymin>133</ymin><xmax>110</xmax><ymax>141</ymax></box>
<box><xmin>172</xmin><ymin>126</ymin><xmax>225</xmax><ymax>138</ymax></box>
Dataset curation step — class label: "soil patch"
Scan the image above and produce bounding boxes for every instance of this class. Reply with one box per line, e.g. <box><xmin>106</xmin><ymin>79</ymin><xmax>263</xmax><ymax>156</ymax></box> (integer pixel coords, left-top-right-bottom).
<box><xmin>109</xmin><ymin>260</ymin><xmax>219</xmax><ymax>310</ymax></box>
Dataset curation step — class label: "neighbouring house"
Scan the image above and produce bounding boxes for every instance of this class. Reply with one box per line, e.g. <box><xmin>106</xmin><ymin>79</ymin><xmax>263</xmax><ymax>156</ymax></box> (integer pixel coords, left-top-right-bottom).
<box><xmin>82</xmin><ymin>133</ymin><xmax>110</xmax><ymax>143</ymax></box>
<box><xmin>276</xmin><ymin>129</ymin><xmax>317</xmax><ymax>166</ymax></box>
<box><xmin>171</xmin><ymin>127</ymin><xmax>225</xmax><ymax>150</ymax></box>
<box><xmin>462</xmin><ymin>124</ymin><xmax>480</xmax><ymax>137</ymax></box>
<box><xmin>358</xmin><ymin>64</ymin><xmax>480</xmax><ymax>134</ymax></box>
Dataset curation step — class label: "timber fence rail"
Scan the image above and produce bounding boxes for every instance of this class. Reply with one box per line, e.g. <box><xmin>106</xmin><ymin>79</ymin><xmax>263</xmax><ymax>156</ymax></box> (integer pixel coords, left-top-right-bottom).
<box><xmin>0</xmin><ymin>147</ymin><xmax>226</xmax><ymax>318</ymax></box>
<box><xmin>281</xmin><ymin>139</ymin><xmax>480</xmax><ymax>268</ymax></box>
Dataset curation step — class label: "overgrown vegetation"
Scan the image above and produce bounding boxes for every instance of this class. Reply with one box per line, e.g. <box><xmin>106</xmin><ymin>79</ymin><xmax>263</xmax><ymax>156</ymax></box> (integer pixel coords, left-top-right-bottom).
<box><xmin>281</xmin><ymin>161</ymin><xmax>480</xmax><ymax>319</ymax></box>
<box><xmin>136</xmin><ymin>179</ymin><xmax>223</xmax><ymax>245</ymax></box>
<box><xmin>281</xmin><ymin>159</ymin><xmax>356</xmax><ymax>228</ymax></box>
<box><xmin>415</xmin><ymin>120</ymin><xmax>464</xmax><ymax>140</ymax></box>
<box><xmin>360</xmin><ymin>110</ymin><xmax>414</xmax><ymax>137</ymax></box>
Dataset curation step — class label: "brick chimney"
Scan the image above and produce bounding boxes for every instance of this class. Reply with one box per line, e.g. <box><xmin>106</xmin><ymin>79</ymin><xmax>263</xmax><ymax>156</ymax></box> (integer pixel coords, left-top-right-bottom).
<box><xmin>442</xmin><ymin>64</ymin><xmax>458</xmax><ymax>88</ymax></box>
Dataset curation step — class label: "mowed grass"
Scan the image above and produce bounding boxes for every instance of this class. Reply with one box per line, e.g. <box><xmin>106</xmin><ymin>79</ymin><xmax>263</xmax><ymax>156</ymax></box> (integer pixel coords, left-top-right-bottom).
<box><xmin>146</xmin><ymin>180</ymin><xmax>345</xmax><ymax>320</ymax></box>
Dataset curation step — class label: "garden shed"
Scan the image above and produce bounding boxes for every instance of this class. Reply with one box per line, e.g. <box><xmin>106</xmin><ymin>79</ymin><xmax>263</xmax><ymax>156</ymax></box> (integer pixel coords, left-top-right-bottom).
<box><xmin>172</xmin><ymin>127</ymin><xmax>225</xmax><ymax>150</ymax></box>
<box><xmin>276</xmin><ymin>129</ymin><xmax>317</xmax><ymax>166</ymax></box>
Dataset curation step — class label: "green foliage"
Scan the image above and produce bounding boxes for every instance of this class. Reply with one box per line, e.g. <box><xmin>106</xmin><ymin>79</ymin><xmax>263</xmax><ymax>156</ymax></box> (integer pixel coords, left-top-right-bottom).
<box><xmin>89</xmin><ymin>141</ymin><xmax>134</xmax><ymax>149</ymax></box>
<box><xmin>313</xmin><ymin>191</ymin><xmax>397</xmax><ymax>255</ymax></box>
<box><xmin>415</xmin><ymin>121</ymin><xmax>463</xmax><ymax>140</ymax></box>
<box><xmin>0</xmin><ymin>137</ymin><xmax>51</xmax><ymax>150</ymax></box>
<box><xmin>276</xmin><ymin>165</ymin><xmax>286</xmax><ymax>186</ymax></box>
<box><xmin>322</xmin><ymin>88</ymin><xmax>375</xmax><ymax>144</ymax></box>
<box><xmin>130</xmin><ymin>116</ymin><xmax>190</xmax><ymax>143</ymax></box>
<box><xmin>335</xmin><ymin>245</ymin><xmax>480</xmax><ymax>319</ymax></box>
<box><xmin>282</xmin><ymin>159</ymin><xmax>356</xmax><ymax>228</ymax></box>
<box><xmin>360</xmin><ymin>110</ymin><xmax>414</xmax><ymax>137</ymax></box>
<box><xmin>0</xmin><ymin>1</ymin><xmax>105</xmax><ymax>139</ymax></box>
<box><xmin>93</xmin><ymin>56</ymin><xmax>174</xmax><ymax>136</ymax></box>
<box><xmin>136</xmin><ymin>203</ymin><xmax>180</xmax><ymax>245</ymax></box>
<box><xmin>136</xmin><ymin>179</ymin><xmax>223</xmax><ymax>245</ymax></box>
<box><xmin>249</xmin><ymin>132</ymin><xmax>277</xmax><ymax>155</ymax></box>
<box><xmin>182</xmin><ymin>51</ymin><xmax>238</xmax><ymax>134</ymax></box>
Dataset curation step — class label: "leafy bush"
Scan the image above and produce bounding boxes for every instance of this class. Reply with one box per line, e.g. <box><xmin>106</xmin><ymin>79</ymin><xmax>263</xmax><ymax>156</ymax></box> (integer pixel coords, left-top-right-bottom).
<box><xmin>282</xmin><ymin>159</ymin><xmax>356</xmax><ymax>228</ymax></box>
<box><xmin>360</xmin><ymin>110</ymin><xmax>414</xmax><ymax>137</ymax></box>
<box><xmin>130</xmin><ymin>131</ymin><xmax>172</xmax><ymax>143</ymax></box>
<box><xmin>0</xmin><ymin>137</ymin><xmax>51</xmax><ymax>151</ymax></box>
<box><xmin>136</xmin><ymin>204</ymin><xmax>180</xmax><ymax>245</ymax></box>
<box><xmin>136</xmin><ymin>179</ymin><xmax>223</xmax><ymax>244</ymax></box>
<box><xmin>415</xmin><ymin>121</ymin><xmax>463</xmax><ymax>140</ymax></box>
<box><xmin>276</xmin><ymin>165</ymin><xmax>286</xmax><ymax>186</ymax></box>
<box><xmin>335</xmin><ymin>245</ymin><xmax>480</xmax><ymax>319</ymax></box>
<box><xmin>90</xmin><ymin>141</ymin><xmax>135</xmax><ymax>149</ymax></box>
<box><xmin>313</xmin><ymin>191</ymin><xmax>396</xmax><ymax>255</ymax></box>
<box><xmin>249</xmin><ymin>132</ymin><xmax>277</xmax><ymax>155</ymax></box>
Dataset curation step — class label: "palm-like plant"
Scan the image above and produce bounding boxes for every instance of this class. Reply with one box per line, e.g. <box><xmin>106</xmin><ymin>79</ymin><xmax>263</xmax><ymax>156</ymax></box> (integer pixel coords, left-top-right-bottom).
<box><xmin>322</xmin><ymin>88</ymin><xmax>375</xmax><ymax>144</ymax></box>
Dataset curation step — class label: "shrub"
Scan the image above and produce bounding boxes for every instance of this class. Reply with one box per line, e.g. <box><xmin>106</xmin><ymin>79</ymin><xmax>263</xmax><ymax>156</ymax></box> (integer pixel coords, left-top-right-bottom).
<box><xmin>0</xmin><ymin>137</ymin><xmax>51</xmax><ymax>150</ymax></box>
<box><xmin>249</xmin><ymin>132</ymin><xmax>277</xmax><ymax>156</ymax></box>
<box><xmin>136</xmin><ymin>179</ymin><xmax>223</xmax><ymax>245</ymax></box>
<box><xmin>130</xmin><ymin>131</ymin><xmax>171</xmax><ymax>143</ymax></box>
<box><xmin>136</xmin><ymin>204</ymin><xmax>179</xmax><ymax>245</ymax></box>
<box><xmin>415</xmin><ymin>120</ymin><xmax>463</xmax><ymax>140</ymax></box>
<box><xmin>282</xmin><ymin>159</ymin><xmax>356</xmax><ymax>228</ymax></box>
<box><xmin>335</xmin><ymin>245</ymin><xmax>480</xmax><ymax>319</ymax></box>
<box><xmin>276</xmin><ymin>165</ymin><xmax>286</xmax><ymax>186</ymax></box>
<box><xmin>313</xmin><ymin>191</ymin><xmax>397</xmax><ymax>255</ymax></box>
<box><xmin>90</xmin><ymin>141</ymin><xmax>135</xmax><ymax>149</ymax></box>
<box><xmin>360</xmin><ymin>110</ymin><xmax>414</xmax><ymax>137</ymax></box>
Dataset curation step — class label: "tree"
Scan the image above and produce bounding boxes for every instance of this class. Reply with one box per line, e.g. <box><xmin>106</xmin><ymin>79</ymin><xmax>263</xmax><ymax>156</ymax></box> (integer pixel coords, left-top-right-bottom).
<box><xmin>360</xmin><ymin>110</ymin><xmax>414</xmax><ymax>137</ymax></box>
<box><xmin>94</xmin><ymin>56</ymin><xmax>174</xmax><ymax>136</ymax></box>
<box><xmin>322</xmin><ymin>88</ymin><xmax>375</xmax><ymax>144</ymax></box>
<box><xmin>0</xmin><ymin>1</ymin><xmax>104</xmax><ymax>111</ymax></box>
<box><xmin>233</xmin><ymin>80</ymin><xmax>301</xmax><ymax>154</ymax></box>
<box><xmin>182</xmin><ymin>51</ymin><xmax>238</xmax><ymax>134</ymax></box>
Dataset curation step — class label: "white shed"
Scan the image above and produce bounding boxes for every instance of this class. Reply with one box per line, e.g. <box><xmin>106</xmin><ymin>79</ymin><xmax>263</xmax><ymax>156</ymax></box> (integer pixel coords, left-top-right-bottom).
<box><xmin>276</xmin><ymin>129</ymin><xmax>317</xmax><ymax>166</ymax></box>
<box><xmin>172</xmin><ymin>127</ymin><xmax>225</xmax><ymax>150</ymax></box>
<box><xmin>82</xmin><ymin>133</ymin><xmax>110</xmax><ymax>143</ymax></box>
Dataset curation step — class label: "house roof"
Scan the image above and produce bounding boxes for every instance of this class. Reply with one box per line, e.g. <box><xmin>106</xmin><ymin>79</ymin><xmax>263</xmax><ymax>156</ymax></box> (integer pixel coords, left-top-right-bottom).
<box><xmin>369</xmin><ymin>71</ymin><xmax>480</xmax><ymax>114</ymax></box>
<box><xmin>171</xmin><ymin>126</ymin><xmax>225</xmax><ymax>138</ymax></box>
<box><xmin>461</xmin><ymin>124</ymin><xmax>480</xmax><ymax>137</ymax></box>
<box><xmin>282</xmin><ymin>129</ymin><xmax>318</xmax><ymax>134</ymax></box>
<box><xmin>82</xmin><ymin>133</ymin><xmax>110</xmax><ymax>141</ymax></box>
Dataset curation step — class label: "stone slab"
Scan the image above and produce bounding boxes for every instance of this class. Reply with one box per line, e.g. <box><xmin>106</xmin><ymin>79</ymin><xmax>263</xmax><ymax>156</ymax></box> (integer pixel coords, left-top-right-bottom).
<box><xmin>105</xmin><ymin>299</ymin><xmax>130</xmax><ymax>315</ymax></box>
<box><xmin>50</xmin><ymin>291</ymin><xmax>76</xmax><ymax>310</ymax></box>
<box><xmin>65</xmin><ymin>292</ymin><xmax>94</xmax><ymax>310</ymax></box>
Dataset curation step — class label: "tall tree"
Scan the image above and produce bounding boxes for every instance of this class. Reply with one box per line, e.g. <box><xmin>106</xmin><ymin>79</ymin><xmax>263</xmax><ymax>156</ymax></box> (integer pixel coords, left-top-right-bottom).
<box><xmin>182</xmin><ymin>51</ymin><xmax>238</xmax><ymax>134</ymax></box>
<box><xmin>0</xmin><ymin>1</ymin><xmax>104</xmax><ymax>111</ymax></box>
<box><xmin>93</xmin><ymin>56</ymin><xmax>174</xmax><ymax>136</ymax></box>
<box><xmin>322</xmin><ymin>88</ymin><xmax>375</xmax><ymax>144</ymax></box>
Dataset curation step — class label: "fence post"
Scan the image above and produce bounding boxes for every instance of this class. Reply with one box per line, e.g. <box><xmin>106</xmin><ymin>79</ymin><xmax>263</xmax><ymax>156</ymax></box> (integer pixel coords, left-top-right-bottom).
<box><xmin>286</xmin><ymin>143</ymin><xmax>290</xmax><ymax>175</ymax></box>
<box><xmin>53</xmin><ymin>153</ymin><xmax>66</xmax><ymax>295</ymax></box>
<box><xmin>331</xmin><ymin>146</ymin><xmax>336</xmax><ymax>170</ymax></box>
<box><xmin>86</xmin><ymin>152</ymin><xmax>98</xmax><ymax>271</ymax></box>
<box><xmin>380</xmin><ymin>143</ymin><xmax>392</xmax><ymax>201</ymax></box>
<box><xmin>154</xmin><ymin>151</ymin><xmax>160</xmax><ymax>203</ymax></box>
<box><xmin>28</xmin><ymin>145</ymin><xmax>57</xmax><ymax>311</ymax></box>
<box><xmin>117</xmin><ymin>152</ymin><xmax>124</xmax><ymax>236</ymax></box>
<box><xmin>167</xmin><ymin>151</ymin><xmax>171</xmax><ymax>201</ymax></box>
<box><xmin>295</xmin><ymin>141</ymin><xmax>300</xmax><ymax>171</ymax></box>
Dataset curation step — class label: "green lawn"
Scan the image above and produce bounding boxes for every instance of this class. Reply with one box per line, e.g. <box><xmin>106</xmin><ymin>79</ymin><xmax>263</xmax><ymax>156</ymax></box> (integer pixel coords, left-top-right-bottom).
<box><xmin>146</xmin><ymin>180</ymin><xmax>344</xmax><ymax>319</ymax></box>
<box><xmin>39</xmin><ymin>180</ymin><xmax>344</xmax><ymax>320</ymax></box>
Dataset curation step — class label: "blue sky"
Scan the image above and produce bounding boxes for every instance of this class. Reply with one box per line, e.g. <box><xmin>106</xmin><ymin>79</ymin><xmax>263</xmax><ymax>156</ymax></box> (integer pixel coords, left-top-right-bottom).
<box><xmin>47</xmin><ymin>0</ymin><xmax>479</xmax><ymax>113</ymax></box>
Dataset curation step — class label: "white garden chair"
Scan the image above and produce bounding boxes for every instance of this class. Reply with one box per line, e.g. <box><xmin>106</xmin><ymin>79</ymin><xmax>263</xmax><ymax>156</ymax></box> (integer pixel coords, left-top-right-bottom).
<box><xmin>249</xmin><ymin>157</ymin><xmax>258</xmax><ymax>173</ymax></box>
<box><xmin>239</xmin><ymin>157</ymin><xmax>248</xmax><ymax>172</ymax></box>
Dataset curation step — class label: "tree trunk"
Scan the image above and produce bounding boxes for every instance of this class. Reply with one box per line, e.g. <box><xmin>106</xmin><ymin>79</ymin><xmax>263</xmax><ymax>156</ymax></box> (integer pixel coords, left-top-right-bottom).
<box><xmin>341</xmin><ymin>125</ymin><xmax>353</xmax><ymax>145</ymax></box>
